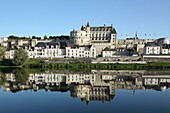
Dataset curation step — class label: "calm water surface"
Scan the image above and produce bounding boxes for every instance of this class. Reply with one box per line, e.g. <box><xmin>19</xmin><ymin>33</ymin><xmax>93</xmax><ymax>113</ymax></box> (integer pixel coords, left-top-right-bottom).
<box><xmin>0</xmin><ymin>69</ymin><xmax>170</xmax><ymax>113</ymax></box>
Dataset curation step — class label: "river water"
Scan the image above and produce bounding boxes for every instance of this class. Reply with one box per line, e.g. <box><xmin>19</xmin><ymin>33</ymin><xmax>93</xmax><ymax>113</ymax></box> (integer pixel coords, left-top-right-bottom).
<box><xmin>0</xmin><ymin>69</ymin><xmax>170</xmax><ymax>113</ymax></box>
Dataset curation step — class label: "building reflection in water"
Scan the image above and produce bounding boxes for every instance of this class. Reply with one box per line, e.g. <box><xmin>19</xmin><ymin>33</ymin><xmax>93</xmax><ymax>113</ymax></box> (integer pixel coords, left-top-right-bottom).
<box><xmin>1</xmin><ymin>70</ymin><xmax>170</xmax><ymax>104</ymax></box>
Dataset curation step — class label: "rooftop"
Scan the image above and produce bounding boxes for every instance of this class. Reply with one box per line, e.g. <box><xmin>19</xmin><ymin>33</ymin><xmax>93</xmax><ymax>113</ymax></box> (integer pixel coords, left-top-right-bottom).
<box><xmin>145</xmin><ymin>42</ymin><xmax>159</xmax><ymax>47</ymax></box>
<box><xmin>162</xmin><ymin>44</ymin><xmax>170</xmax><ymax>49</ymax></box>
<box><xmin>90</xmin><ymin>26</ymin><xmax>117</xmax><ymax>34</ymax></box>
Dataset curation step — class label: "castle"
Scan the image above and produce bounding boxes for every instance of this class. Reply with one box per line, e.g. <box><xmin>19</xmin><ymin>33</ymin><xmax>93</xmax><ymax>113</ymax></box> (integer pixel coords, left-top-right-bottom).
<box><xmin>70</xmin><ymin>22</ymin><xmax>117</xmax><ymax>56</ymax></box>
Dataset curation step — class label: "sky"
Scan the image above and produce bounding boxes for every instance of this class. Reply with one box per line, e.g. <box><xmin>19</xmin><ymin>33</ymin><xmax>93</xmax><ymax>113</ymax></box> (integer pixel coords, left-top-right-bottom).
<box><xmin>0</xmin><ymin>0</ymin><xmax>170</xmax><ymax>39</ymax></box>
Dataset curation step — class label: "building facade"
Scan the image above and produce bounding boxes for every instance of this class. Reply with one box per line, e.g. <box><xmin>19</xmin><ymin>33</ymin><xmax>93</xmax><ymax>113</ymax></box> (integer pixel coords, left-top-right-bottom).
<box><xmin>70</xmin><ymin>22</ymin><xmax>117</xmax><ymax>56</ymax></box>
<box><xmin>65</xmin><ymin>45</ymin><xmax>96</xmax><ymax>58</ymax></box>
<box><xmin>162</xmin><ymin>44</ymin><xmax>170</xmax><ymax>54</ymax></box>
<box><xmin>144</xmin><ymin>42</ymin><xmax>161</xmax><ymax>55</ymax></box>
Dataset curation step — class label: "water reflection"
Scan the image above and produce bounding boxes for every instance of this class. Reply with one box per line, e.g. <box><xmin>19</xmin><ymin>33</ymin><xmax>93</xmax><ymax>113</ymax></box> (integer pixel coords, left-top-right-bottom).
<box><xmin>1</xmin><ymin>69</ymin><xmax>170</xmax><ymax>103</ymax></box>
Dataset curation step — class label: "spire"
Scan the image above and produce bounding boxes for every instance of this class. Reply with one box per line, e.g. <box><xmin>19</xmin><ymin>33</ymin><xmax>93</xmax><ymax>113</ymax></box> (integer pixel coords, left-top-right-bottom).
<box><xmin>135</xmin><ymin>31</ymin><xmax>138</xmax><ymax>39</ymax></box>
<box><xmin>81</xmin><ymin>25</ymin><xmax>84</xmax><ymax>30</ymax></box>
<box><xmin>87</xmin><ymin>21</ymin><xmax>90</xmax><ymax>27</ymax></box>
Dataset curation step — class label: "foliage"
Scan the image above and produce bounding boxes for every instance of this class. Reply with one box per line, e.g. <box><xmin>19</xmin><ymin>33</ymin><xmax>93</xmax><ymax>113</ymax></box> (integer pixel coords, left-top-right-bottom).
<box><xmin>44</xmin><ymin>35</ymin><xmax>48</xmax><ymax>39</ymax></box>
<box><xmin>0</xmin><ymin>47</ymin><xmax>5</xmax><ymax>62</ymax></box>
<box><xmin>32</xmin><ymin>36</ymin><xmax>41</xmax><ymax>39</ymax></box>
<box><xmin>8</xmin><ymin>35</ymin><xmax>31</xmax><ymax>40</ymax></box>
<box><xmin>21</xmin><ymin>58</ymin><xmax>170</xmax><ymax>70</ymax></box>
<box><xmin>0</xmin><ymin>71</ymin><xmax>7</xmax><ymax>86</ymax></box>
<box><xmin>13</xmin><ymin>68</ymin><xmax>29</xmax><ymax>84</ymax></box>
<box><xmin>49</xmin><ymin>35</ymin><xmax>69</xmax><ymax>40</ymax></box>
<box><xmin>26</xmin><ymin>61</ymin><xmax>146</xmax><ymax>70</ymax></box>
<box><xmin>12</xmin><ymin>48</ymin><xmax>29</xmax><ymax>66</ymax></box>
<box><xmin>1</xmin><ymin>59</ymin><xmax>14</xmax><ymax>66</ymax></box>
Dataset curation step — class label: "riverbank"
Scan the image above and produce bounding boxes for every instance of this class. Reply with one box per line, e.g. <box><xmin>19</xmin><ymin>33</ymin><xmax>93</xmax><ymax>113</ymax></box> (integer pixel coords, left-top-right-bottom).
<box><xmin>1</xmin><ymin>58</ymin><xmax>170</xmax><ymax>70</ymax></box>
<box><xmin>23</xmin><ymin>59</ymin><xmax>170</xmax><ymax>70</ymax></box>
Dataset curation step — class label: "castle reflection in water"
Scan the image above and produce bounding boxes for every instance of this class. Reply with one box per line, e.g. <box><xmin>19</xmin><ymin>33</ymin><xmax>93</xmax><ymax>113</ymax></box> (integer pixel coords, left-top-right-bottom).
<box><xmin>2</xmin><ymin>70</ymin><xmax>170</xmax><ymax>104</ymax></box>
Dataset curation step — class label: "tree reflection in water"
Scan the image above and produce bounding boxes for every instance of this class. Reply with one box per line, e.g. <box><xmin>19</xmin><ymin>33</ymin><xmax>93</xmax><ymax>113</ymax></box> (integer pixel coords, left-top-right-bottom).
<box><xmin>0</xmin><ymin>71</ymin><xmax>7</xmax><ymax>86</ymax></box>
<box><xmin>13</xmin><ymin>68</ymin><xmax>29</xmax><ymax>85</ymax></box>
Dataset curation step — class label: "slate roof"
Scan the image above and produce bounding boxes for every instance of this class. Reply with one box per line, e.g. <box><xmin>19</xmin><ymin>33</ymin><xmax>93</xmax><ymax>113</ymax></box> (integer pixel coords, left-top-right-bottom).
<box><xmin>35</xmin><ymin>42</ymin><xmax>46</xmax><ymax>47</ymax></box>
<box><xmin>60</xmin><ymin>42</ymin><xmax>68</xmax><ymax>47</ymax></box>
<box><xmin>47</xmin><ymin>42</ymin><xmax>58</xmax><ymax>47</ymax></box>
<box><xmin>90</xmin><ymin>26</ymin><xmax>117</xmax><ymax>34</ymax></box>
<box><xmin>6</xmin><ymin>48</ymin><xmax>17</xmax><ymax>51</ymax></box>
<box><xmin>162</xmin><ymin>44</ymin><xmax>170</xmax><ymax>49</ymax></box>
<box><xmin>103</xmin><ymin>47</ymin><xmax>127</xmax><ymax>52</ymax></box>
<box><xmin>102</xmin><ymin>47</ymin><xmax>115</xmax><ymax>51</ymax></box>
<box><xmin>69</xmin><ymin>45</ymin><xmax>92</xmax><ymax>50</ymax></box>
<box><xmin>145</xmin><ymin>42</ymin><xmax>159</xmax><ymax>47</ymax></box>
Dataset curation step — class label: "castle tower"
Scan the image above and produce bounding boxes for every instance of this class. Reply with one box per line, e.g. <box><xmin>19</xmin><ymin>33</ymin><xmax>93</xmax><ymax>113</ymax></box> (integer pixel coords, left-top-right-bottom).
<box><xmin>110</xmin><ymin>24</ymin><xmax>117</xmax><ymax>49</ymax></box>
<box><xmin>70</xmin><ymin>22</ymin><xmax>91</xmax><ymax>46</ymax></box>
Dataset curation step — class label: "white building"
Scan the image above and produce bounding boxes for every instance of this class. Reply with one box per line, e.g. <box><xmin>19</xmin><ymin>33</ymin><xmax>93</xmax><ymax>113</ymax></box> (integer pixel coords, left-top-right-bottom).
<box><xmin>65</xmin><ymin>45</ymin><xmax>96</xmax><ymax>58</ymax></box>
<box><xmin>102</xmin><ymin>47</ymin><xmax>126</xmax><ymax>57</ymax></box>
<box><xmin>5</xmin><ymin>42</ymin><xmax>96</xmax><ymax>59</ymax></box>
<box><xmin>162</xmin><ymin>44</ymin><xmax>170</xmax><ymax>54</ymax></box>
<box><xmin>29</xmin><ymin>42</ymin><xmax>66</xmax><ymax>58</ymax></box>
<box><xmin>144</xmin><ymin>42</ymin><xmax>161</xmax><ymax>55</ymax></box>
<box><xmin>5</xmin><ymin>49</ymin><xmax>16</xmax><ymax>59</ymax></box>
<box><xmin>29</xmin><ymin>73</ymin><xmax>66</xmax><ymax>85</ymax></box>
<box><xmin>66</xmin><ymin>73</ymin><xmax>96</xmax><ymax>85</ymax></box>
<box><xmin>102</xmin><ymin>47</ymin><xmax>137</xmax><ymax>57</ymax></box>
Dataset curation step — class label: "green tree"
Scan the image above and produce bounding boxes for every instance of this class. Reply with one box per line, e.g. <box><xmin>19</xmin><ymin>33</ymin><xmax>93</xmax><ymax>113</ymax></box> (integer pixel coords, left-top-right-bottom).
<box><xmin>12</xmin><ymin>48</ymin><xmax>29</xmax><ymax>66</ymax></box>
<box><xmin>32</xmin><ymin>35</ymin><xmax>36</xmax><ymax>39</ymax></box>
<box><xmin>0</xmin><ymin>47</ymin><xmax>5</xmax><ymax>62</ymax></box>
<box><xmin>44</xmin><ymin>35</ymin><xmax>48</xmax><ymax>40</ymax></box>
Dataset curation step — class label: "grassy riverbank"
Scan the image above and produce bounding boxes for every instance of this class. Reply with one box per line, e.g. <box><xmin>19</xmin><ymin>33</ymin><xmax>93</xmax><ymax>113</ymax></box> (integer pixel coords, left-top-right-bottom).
<box><xmin>22</xmin><ymin>59</ymin><xmax>170</xmax><ymax>70</ymax></box>
<box><xmin>1</xmin><ymin>58</ymin><xmax>170</xmax><ymax>70</ymax></box>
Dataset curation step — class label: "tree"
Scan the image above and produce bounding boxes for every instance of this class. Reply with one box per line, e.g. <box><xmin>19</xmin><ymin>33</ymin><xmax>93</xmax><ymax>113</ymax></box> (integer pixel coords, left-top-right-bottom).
<box><xmin>32</xmin><ymin>36</ymin><xmax>36</xmax><ymax>39</ymax></box>
<box><xmin>12</xmin><ymin>48</ymin><xmax>29</xmax><ymax>66</ymax></box>
<box><xmin>44</xmin><ymin>35</ymin><xmax>48</xmax><ymax>40</ymax></box>
<box><xmin>0</xmin><ymin>47</ymin><xmax>5</xmax><ymax>62</ymax></box>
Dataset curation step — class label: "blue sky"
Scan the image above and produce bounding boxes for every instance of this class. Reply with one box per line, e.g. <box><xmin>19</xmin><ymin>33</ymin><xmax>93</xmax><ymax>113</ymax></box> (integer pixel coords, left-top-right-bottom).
<box><xmin>0</xmin><ymin>0</ymin><xmax>170</xmax><ymax>39</ymax></box>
